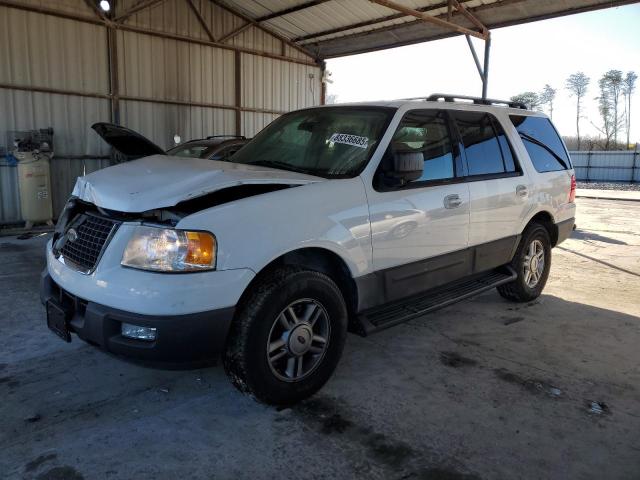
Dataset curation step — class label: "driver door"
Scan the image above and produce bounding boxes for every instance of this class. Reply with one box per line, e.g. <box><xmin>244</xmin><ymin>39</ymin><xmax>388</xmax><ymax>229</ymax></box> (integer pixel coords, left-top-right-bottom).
<box><xmin>366</xmin><ymin>109</ymin><xmax>471</xmax><ymax>301</ymax></box>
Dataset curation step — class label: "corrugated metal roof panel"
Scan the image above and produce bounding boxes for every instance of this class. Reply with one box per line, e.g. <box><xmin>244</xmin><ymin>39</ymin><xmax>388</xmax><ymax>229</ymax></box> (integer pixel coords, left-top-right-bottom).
<box><xmin>117</xmin><ymin>30</ymin><xmax>235</xmax><ymax>105</ymax></box>
<box><xmin>0</xmin><ymin>6</ymin><xmax>108</xmax><ymax>93</ymax></box>
<box><xmin>241</xmin><ymin>53</ymin><xmax>321</xmax><ymax>112</ymax></box>
<box><xmin>8</xmin><ymin>0</ymin><xmax>98</xmax><ymax>17</ymax></box>
<box><xmin>218</xmin><ymin>0</ymin><xmax>632</xmax><ymax>58</ymax></box>
<box><xmin>241</xmin><ymin>111</ymin><xmax>280</xmax><ymax>137</ymax></box>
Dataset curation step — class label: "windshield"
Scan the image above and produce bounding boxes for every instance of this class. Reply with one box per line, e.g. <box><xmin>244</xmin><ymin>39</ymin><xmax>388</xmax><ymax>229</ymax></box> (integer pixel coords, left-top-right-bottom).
<box><xmin>230</xmin><ymin>107</ymin><xmax>394</xmax><ymax>178</ymax></box>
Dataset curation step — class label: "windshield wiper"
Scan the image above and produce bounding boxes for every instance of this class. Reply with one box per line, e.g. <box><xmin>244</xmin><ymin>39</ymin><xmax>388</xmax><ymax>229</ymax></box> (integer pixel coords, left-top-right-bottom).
<box><xmin>250</xmin><ymin>159</ymin><xmax>319</xmax><ymax>176</ymax></box>
<box><xmin>518</xmin><ymin>132</ymin><xmax>568</xmax><ymax>170</ymax></box>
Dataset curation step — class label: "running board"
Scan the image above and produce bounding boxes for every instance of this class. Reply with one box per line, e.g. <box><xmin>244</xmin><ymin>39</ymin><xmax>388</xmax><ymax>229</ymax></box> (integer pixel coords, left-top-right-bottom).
<box><xmin>355</xmin><ymin>268</ymin><xmax>517</xmax><ymax>336</ymax></box>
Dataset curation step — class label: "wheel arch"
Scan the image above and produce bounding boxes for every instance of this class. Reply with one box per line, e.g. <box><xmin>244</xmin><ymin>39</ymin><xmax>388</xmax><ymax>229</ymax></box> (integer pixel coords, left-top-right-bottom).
<box><xmin>237</xmin><ymin>247</ymin><xmax>359</xmax><ymax>318</ymax></box>
<box><xmin>522</xmin><ymin>210</ymin><xmax>559</xmax><ymax>246</ymax></box>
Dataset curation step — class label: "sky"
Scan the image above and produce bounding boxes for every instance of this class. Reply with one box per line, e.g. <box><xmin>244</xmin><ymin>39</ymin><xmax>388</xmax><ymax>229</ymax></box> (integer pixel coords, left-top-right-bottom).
<box><xmin>326</xmin><ymin>3</ymin><xmax>640</xmax><ymax>144</ymax></box>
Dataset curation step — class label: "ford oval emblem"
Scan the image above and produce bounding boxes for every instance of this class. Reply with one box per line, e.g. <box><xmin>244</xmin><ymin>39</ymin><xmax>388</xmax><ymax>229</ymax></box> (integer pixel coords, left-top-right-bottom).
<box><xmin>67</xmin><ymin>228</ymin><xmax>78</xmax><ymax>243</ymax></box>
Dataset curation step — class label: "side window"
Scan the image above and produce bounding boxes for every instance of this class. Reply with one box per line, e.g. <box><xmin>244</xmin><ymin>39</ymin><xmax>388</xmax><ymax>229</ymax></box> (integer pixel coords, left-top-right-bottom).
<box><xmin>453</xmin><ymin>111</ymin><xmax>517</xmax><ymax>176</ymax></box>
<box><xmin>510</xmin><ymin>115</ymin><xmax>570</xmax><ymax>172</ymax></box>
<box><xmin>492</xmin><ymin>117</ymin><xmax>517</xmax><ymax>172</ymax></box>
<box><xmin>389</xmin><ymin>110</ymin><xmax>455</xmax><ymax>185</ymax></box>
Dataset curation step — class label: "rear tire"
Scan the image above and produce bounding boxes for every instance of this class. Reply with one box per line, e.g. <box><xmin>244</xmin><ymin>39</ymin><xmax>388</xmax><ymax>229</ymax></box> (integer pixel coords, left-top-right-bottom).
<box><xmin>498</xmin><ymin>223</ymin><xmax>551</xmax><ymax>302</ymax></box>
<box><xmin>223</xmin><ymin>267</ymin><xmax>348</xmax><ymax>406</ymax></box>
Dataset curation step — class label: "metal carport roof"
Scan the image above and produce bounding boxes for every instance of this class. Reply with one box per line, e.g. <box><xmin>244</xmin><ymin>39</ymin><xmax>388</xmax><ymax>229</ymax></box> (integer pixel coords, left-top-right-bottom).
<box><xmin>213</xmin><ymin>0</ymin><xmax>639</xmax><ymax>59</ymax></box>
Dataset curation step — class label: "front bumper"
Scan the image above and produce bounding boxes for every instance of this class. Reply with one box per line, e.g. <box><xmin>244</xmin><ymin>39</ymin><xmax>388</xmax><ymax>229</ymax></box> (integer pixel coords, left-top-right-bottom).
<box><xmin>41</xmin><ymin>272</ymin><xmax>234</xmax><ymax>366</ymax></box>
<box><xmin>46</xmin><ymin>234</ymin><xmax>254</xmax><ymax>316</ymax></box>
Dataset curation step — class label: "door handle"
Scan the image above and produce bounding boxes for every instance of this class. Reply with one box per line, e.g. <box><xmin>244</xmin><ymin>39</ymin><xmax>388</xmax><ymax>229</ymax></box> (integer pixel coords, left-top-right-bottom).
<box><xmin>516</xmin><ymin>185</ymin><xmax>528</xmax><ymax>197</ymax></box>
<box><xmin>443</xmin><ymin>194</ymin><xmax>462</xmax><ymax>209</ymax></box>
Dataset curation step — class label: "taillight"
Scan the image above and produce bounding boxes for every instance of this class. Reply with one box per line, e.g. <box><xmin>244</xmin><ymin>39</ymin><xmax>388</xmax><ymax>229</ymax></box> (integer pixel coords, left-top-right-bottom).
<box><xmin>568</xmin><ymin>174</ymin><xmax>576</xmax><ymax>203</ymax></box>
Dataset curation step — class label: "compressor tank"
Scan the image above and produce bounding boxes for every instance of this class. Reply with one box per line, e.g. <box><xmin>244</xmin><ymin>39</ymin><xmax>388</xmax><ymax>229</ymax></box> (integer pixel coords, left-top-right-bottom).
<box><xmin>16</xmin><ymin>151</ymin><xmax>53</xmax><ymax>227</ymax></box>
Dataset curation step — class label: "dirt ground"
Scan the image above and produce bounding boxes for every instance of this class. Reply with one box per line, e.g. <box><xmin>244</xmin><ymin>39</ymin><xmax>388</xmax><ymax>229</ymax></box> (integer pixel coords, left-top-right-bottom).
<box><xmin>1</xmin><ymin>197</ymin><xmax>639</xmax><ymax>480</ymax></box>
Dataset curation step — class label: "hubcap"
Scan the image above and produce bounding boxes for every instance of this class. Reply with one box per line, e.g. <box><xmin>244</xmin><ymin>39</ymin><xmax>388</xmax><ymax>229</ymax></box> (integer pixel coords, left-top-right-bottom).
<box><xmin>266</xmin><ymin>299</ymin><xmax>330</xmax><ymax>382</ymax></box>
<box><xmin>524</xmin><ymin>239</ymin><xmax>545</xmax><ymax>288</ymax></box>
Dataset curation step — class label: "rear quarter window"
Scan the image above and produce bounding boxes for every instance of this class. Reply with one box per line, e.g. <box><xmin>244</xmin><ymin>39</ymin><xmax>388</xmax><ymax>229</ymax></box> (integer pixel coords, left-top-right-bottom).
<box><xmin>510</xmin><ymin>115</ymin><xmax>571</xmax><ymax>172</ymax></box>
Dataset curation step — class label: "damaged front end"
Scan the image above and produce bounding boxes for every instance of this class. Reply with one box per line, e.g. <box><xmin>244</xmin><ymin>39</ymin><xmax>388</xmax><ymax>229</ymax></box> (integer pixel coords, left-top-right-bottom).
<box><xmin>52</xmin><ymin>183</ymin><xmax>296</xmax><ymax>273</ymax></box>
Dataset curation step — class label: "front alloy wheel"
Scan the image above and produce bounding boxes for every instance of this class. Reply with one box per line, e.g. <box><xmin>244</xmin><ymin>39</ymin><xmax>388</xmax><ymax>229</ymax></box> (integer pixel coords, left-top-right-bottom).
<box><xmin>267</xmin><ymin>299</ymin><xmax>330</xmax><ymax>382</ymax></box>
<box><xmin>223</xmin><ymin>267</ymin><xmax>348</xmax><ymax>405</ymax></box>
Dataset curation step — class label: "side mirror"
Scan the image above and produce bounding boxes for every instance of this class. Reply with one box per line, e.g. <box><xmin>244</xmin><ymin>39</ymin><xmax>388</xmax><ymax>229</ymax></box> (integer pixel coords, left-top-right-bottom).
<box><xmin>389</xmin><ymin>152</ymin><xmax>423</xmax><ymax>184</ymax></box>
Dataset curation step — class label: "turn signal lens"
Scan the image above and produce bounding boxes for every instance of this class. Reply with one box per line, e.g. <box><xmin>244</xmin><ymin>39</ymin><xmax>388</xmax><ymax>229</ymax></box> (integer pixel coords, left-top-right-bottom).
<box><xmin>185</xmin><ymin>231</ymin><xmax>215</xmax><ymax>266</ymax></box>
<box><xmin>121</xmin><ymin>226</ymin><xmax>216</xmax><ymax>272</ymax></box>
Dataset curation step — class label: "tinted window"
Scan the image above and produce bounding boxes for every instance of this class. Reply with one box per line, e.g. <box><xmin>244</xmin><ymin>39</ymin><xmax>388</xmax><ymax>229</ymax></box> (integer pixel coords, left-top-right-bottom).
<box><xmin>454</xmin><ymin>111</ymin><xmax>516</xmax><ymax>176</ymax></box>
<box><xmin>390</xmin><ymin>110</ymin><xmax>455</xmax><ymax>183</ymax></box>
<box><xmin>510</xmin><ymin>115</ymin><xmax>570</xmax><ymax>172</ymax></box>
<box><xmin>493</xmin><ymin>118</ymin><xmax>517</xmax><ymax>172</ymax></box>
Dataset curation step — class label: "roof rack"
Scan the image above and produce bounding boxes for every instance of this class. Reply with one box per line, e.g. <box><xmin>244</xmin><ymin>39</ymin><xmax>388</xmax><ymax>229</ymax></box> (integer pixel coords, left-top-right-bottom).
<box><xmin>401</xmin><ymin>94</ymin><xmax>528</xmax><ymax>110</ymax></box>
<box><xmin>205</xmin><ymin>135</ymin><xmax>246</xmax><ymax>139</ymax></box>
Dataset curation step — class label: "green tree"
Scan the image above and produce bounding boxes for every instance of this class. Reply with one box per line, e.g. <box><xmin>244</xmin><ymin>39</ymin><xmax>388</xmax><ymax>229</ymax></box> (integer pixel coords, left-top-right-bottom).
<box><xmin>539</xmin><ymin>84</ymin><xmax>557</xmax><ymax>119</ymax></box>
<box><xmin>622</xmin><ymin>71</ymin><xmax>637</xmax><ymax>149</ymax></box>
<box><xmin>565</xmin><ymin>72</ymin><xmax>590</xmax><ymax>150</ymax></box>
<box><xmin>510</xmin><ymin>92</ymin><xmax>541</xmax><ymax>111</ymax></box>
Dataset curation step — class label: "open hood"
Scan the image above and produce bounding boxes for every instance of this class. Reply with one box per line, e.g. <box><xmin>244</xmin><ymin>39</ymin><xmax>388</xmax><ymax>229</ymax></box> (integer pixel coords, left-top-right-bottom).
<box><xmin>72</xmin><ymin>154</ymin><xmax>322</xmax><ymax>212</ymax></box>
<box><xmin>92</xmin><ymin>122</ymin><xmax>165</xmax><ymax>159</ymax></box>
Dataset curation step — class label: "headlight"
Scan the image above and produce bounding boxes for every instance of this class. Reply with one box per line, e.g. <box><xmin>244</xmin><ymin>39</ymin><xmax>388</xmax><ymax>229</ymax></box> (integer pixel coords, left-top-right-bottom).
<box><xmin>121</xmin><ymin>226</ymin><xmax>216</xmax><ymax>272</ymax></box>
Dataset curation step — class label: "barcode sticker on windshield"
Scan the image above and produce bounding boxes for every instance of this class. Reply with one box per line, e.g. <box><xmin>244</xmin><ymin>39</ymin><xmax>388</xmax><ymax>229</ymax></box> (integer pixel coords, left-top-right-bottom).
<box><xmin>329</xmin><ymin>133</ymin><xmax>369</xmax><ymax>149</ymax></box>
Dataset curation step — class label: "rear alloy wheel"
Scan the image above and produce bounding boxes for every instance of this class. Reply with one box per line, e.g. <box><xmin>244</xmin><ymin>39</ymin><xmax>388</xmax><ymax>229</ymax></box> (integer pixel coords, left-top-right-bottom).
<box><xmin>498</xmin><ymin>223</ymin><xmax>551</xmax><ymax>302</ymax></box>
<box><xmin>223</xmin><ymin>267</ymin><xmax>348</xmax><ymax>406</ymax></box>
<box><xmin>523</xmin><ymin>239</ymin><xmax>545</xmax><ymax>288</ymax></box>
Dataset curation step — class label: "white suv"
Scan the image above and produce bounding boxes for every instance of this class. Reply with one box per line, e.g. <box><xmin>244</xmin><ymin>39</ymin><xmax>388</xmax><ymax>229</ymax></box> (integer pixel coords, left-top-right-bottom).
<box><xmin>41</xmin><ymin>95</ymin><xmax>576</xmax><ymax>405</ymax></box>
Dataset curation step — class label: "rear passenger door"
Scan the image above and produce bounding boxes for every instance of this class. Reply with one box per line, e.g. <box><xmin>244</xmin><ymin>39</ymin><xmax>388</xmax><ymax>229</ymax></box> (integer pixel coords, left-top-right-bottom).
<box><xmin>452</xmin><ymin>111</ymin><xmax>530</xmax><ymax>258</ymax></box>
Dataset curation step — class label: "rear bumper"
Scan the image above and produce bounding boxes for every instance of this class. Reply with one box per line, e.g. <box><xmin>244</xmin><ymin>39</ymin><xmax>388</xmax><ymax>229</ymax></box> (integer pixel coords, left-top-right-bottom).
<box><xmin>555</xmin><ymin>217</ymin><xmax>575</xmax><ymax>245</ymax></box>
<box><xmin>41</xmin><ymin>271</ymin><xmax>234</xmax><ymax>367</ymax></box>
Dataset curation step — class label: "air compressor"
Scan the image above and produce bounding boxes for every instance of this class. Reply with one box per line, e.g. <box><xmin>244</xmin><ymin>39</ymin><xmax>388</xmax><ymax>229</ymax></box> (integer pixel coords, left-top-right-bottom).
<box><xmin>9</xmin><ymin>129</ymin><xmax>54</xmax><ymax>228</ymax></box>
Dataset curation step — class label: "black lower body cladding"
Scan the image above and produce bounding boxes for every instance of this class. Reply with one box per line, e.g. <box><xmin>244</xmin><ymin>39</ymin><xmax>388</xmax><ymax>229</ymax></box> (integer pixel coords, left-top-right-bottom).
<box><xmin>555</xmin><ymin>218</ymin><xmax>575</xmax><ymax>245</ymax></box>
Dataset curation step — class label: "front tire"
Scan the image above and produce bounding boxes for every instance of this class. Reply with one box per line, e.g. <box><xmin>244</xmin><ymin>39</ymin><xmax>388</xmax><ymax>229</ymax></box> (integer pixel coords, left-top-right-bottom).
<box><xmin>223</xmin><ymin>267</ymin><xmax>348</xmax><ymax>406</ymax></box>
<box><xmin>498</xmin><ymin>223</ymin><xmax>552</xmax><ymax>302</ymax></box>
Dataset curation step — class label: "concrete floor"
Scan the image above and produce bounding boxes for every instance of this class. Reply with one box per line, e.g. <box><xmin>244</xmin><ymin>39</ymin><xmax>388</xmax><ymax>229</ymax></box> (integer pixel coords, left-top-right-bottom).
<box><xmin>1</xmin><ymin>197</ymin><xmax>639</xmax><ymax>480</ymax></box>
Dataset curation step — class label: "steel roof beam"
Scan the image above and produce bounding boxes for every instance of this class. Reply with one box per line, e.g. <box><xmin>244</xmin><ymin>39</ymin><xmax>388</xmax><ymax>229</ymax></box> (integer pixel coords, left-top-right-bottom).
<box><xmin>185</xmin><ymin>0</ymin><xmax>216</xmax><ymax>42</ymax></box>
<box><xmin>207</xmin><ymin>0</ymin><xmax>319</xmax><ymax>61</ymax></box>
<box><xmin>293</xmin><ymin>0</ymin><xmax>474</xmax><ymax>43</ymax></box>
<box><xmin>218</xmin><ymin>22</ymin><xmax>253</xmax><ymax>43</ymax></box>
<box><xmin>369</xmin><ymin>0</ymin><xmax>486</xmax><ymax>39</ymax></box>
<box><xmin>451</xmin><ymin>0</ymin><xmax>488</xmax><ymax>35</ymax></box>
<box><xmin>113</xmin><ymin>0</ymin><xmax>167</xmax><ymax>23</ymax></box>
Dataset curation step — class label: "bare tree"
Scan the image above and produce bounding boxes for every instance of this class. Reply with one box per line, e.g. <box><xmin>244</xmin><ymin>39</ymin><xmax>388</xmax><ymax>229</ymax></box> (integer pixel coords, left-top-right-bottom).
<box><xmin>594</xmin><ymin>76</ymin><xmax>624</xmax><ymax>150</ymax></box>
<box><xmin>565</xmin><ymin>72</ymin><xmax>590</xmax><ymax>150</ymax></box>
<box><xmin>622</xmin><ymin>71</ymin><xmax>637</xmax><ymax>149</ymax></box>
<box><xmin>601</xmin><ymin>70</ymin><xmax>624</xmax><ymax>144</ymax></box>
<box><xmin>510</xmin><ymin>92</ymin><xmax>541</xmax><ymax>110</ymax></box>
<box><xmin>539</xmin><ymin>84</ymin><xmax>557</xmax><ymax>119</ymax></box>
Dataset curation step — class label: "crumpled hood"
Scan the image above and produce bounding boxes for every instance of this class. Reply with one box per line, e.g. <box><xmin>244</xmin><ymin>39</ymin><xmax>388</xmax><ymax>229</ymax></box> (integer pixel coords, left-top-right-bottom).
<box><xmin>72</xmin><ymin>155</ymin><xmax>323</xmax><ymax>212</ymax></box>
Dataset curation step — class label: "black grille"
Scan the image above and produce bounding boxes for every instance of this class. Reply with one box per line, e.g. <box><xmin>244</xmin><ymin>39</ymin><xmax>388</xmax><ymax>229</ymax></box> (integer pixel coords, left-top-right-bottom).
<box><xmin>60</xmin><ymin>214</ymin><xmax>119</xmax><ymax>272</ymax></box>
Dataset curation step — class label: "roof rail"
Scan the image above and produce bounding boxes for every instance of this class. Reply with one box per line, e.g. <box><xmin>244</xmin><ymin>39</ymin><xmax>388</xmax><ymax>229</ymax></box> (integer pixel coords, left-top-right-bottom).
<box><xmin>423</xmin><ymin>93</ymin><xmax>528</xmax><ymax>110</ymax></box>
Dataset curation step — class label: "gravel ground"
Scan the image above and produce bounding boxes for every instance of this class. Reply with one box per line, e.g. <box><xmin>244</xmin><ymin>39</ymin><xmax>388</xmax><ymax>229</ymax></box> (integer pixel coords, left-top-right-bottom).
<box><xmin>577</xmin><ymin>181</ymin><xmax>640</xmax><ymax>191</ymax></box>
